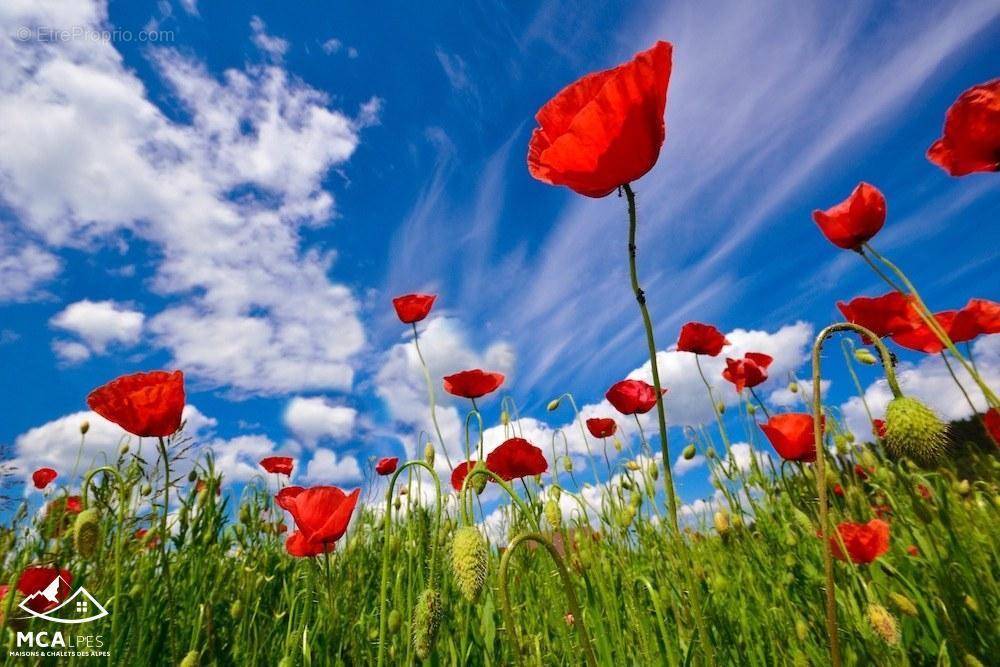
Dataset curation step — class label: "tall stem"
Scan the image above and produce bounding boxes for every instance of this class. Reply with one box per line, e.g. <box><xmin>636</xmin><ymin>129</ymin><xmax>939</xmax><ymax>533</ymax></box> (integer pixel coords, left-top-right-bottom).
<box><xmin>810</xmin><ymin>323</ymin><xmax>900</xmax><ymax>667</ymax></box>
<box><xmin>623</xmin><ymin>183</ymin><xmax>677</xmax><ymax>527</ymax></box>
<box><xmin>413</xmin><ymin>323</ymin><xmax>453</xmax><ymax>470</ymax></box>
<box><xmin>695</xmin><ymin>355</ymin><xmax>733</xmax><ymax>457</ymax></box>
<box><xmin>557</xmin><ymin>393</ymin><xmax>601</xmax><ymax>487</ymax></box>
<box><xmin>498</xmin><ymin>531</ymin><xmax>598</xmax><ymax>667</ymax></box>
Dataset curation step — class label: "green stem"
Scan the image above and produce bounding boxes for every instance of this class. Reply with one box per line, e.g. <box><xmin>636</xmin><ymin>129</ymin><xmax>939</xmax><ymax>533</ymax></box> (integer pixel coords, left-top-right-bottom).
<box><xmin>810</xmin><ymin>322</ymin><xmax>900</xmax><ymax>667</ymax></box>
<box><xmin>555</xmin><ymin>393</ymin><xmax>601</xmax><ymax>487</ymax></box>
<box><xmin>460</xmin><ymin>468</ymin><xmax>540</xmax><ymax>532</ymax></box>
<box><xmin>498</xmin><ymin>531</ymin><xmax>598</xmax><ymax>667</ymax></box>
<box><xmin>748</xmin><ymin>387</ymin><xmax>771</xmax><ymax>420</ymax></box>
<box><xmin>413</xmin><ymin>323</ymin><xmax>453</xmax><ymax>470</ymax></box>
<box><xmin>840</xmin><ymin>338</ymin><xmax>875</xmax><ymax>428</ymax></box>
<box><xmin>82</xmin><ymin>466</ymin><xmax>127</xmax><ymax>665</ymax></box>
<box><xmin>695</xmin><ymin>356</ymin><xmax>733</xmax><ymax>458</ymax></box>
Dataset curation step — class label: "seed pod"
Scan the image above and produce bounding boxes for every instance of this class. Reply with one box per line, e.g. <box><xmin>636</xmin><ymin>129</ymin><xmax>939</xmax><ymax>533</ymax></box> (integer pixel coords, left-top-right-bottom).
<box><xmin>388</xmin><ymin>609</ymin><xmax>402</xmax><ymax>633</ymax></box>
<box><xmin>888</xmin><ymin>592</ymin><xmax>917</xmax><ymax>618</ymax></box>
<box><xmin>964</xmin><ymin>594</ymin><xmax>979</xmax><ymax>614</ymax></box>
<box><xmin>867</xmin><ymin>603</ymin><xmax>899</xmax><ymax>645</ymax></box>
<box><xmin>854</xmin><ymin>348</ymin><xmax>877</xmax><ymax>365</ymax></box>
<box><xmin>714</xmin><ymin>509</ymin><xmax>730</xmax><ymax>535</ymax></box>
<box><xmin>73</xmin><ymin>508</ymin><xmax>101</xmax><ymax>558</ymax></box>
<box><xmin>647</xmin><ymin>461</ymin><xmax>659</xmax><ymax>481</ymax></box>
<box><xmin>424</xmin><ymin>442</ymin><xmax>435</xmax><ymax>466</ymax></box>
<box><xmin>682</xmin><ymin>444</ymin><xmax>697</xmax><ymax>460</ymax></box>
<box><xmin>547</xmin><ymin>398</ymin><xmax>561</xmax><ymax>412</ymax></box>
<box><xmin>412</xmin><ymin>588</ymin><xmax>442</xmax><ymax>660</ymax></box>
<box><xmin>179</xmin><ymin>650</ymin><xmax>200</xmax><ymax>667</ymax></box>
<box><xmin>451</xmin><ymin>527</ymin><xmax>488</xmax><ymax>602</ymax></box>
<box><xmin>883</xmin><ymin>396</ymin><xmax>948</xmax><ymax>465</ymax></box>
<box><xmin>788</xmin><ymin>381</ymin><xmax>799</xmax><ymax>394</ymax></box>
<box><xmin>80</xmin><ymin>420</ymin><xmax>90</xmax><ymax>435</ymax></box>
<box><xmin>230</xmin><ymin>599</ymin><xmax>243</xmax><ymax>620</ymax></box>
<box><xmin>544</xmin><ymin>499</ymin><xmax>562</xmax><ymax>529</ymax></box>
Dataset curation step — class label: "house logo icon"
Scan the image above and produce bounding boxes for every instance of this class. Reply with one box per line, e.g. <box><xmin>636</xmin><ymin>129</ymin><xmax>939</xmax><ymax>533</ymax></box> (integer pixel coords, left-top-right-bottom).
<box><xmin>17</xmin><ymin>574</ymin><xmax>109</xmax><ymax>624</ymax></box>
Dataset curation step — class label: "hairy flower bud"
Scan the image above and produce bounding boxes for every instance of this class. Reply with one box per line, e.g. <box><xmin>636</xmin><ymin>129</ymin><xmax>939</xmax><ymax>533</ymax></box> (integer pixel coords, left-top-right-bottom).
<box><xmin>412</xmin><ymin>588</ymin><xmax>442</xmax><ymax>660</ymax></box>
<box><xmin>500</xmin><ymin>409</ymin><xmax>510</xmax><ymax>425</ymax></box>
<box><xmin>388</xmin><ymin>609</ymin><xmax>402</xmax><ymax>633</ymax></box>
<box><xmin>714</xmin><ymin>509</ymin><xmax>730</xmax><ymax>535</ymax></box>
<box><xmin>424</xmin><ymin>442</ymin><xmax>435</xmax><ymax>466</ymax></box>
<box><xmin>888</xmin><ymin>592</ymin><xmax>917</xmax><ymax>618</ymax></box>
<box><xmin>788</xmin><ymin>381</ymin><xmax>799</xmax><ymax>394</ymax></box>
<box><xmin>884</xmin><ymin>396</ymin><xmax>948</xmax><ymax>465</ymax></box>
<box><xmin>452</xmin><ymin>527</ymin><xmax>488</xmax><ymax>602</ymax></box>
<box><xmin>562</xmin><ymin>456</ymin><xmax>573</xmax><ymax>473</ymax></box>
<box><xmin>716</xmin><ymin>401</ymin><xmax>726</xmax><ymax>415</ymax></box>
<box><xmin>547</xmin><ymin>398</ymin><xmax>561</xmax><ymax>412</ymax></box>
<box><xmin>648</xmin><ymin>461</ymin><xmax>659</xmax><ymax>481</ymax></box>
<box><xmin>544</xmin><ymin>499</ymin><xmax>562</xmax><ymax>529</ymax></box>
<box><xmin>73</xmin><ymin>508</ymin><xmax>101</xmax><ymax>558</ymax></box>
<box><xmin>854</xmin><ymin>348</ymin><xmax>877</xmax><ymax>365</ymax></box>
<box><xmin>179</xmin><ymin>650</ymin><xmax>200</xmax><ymax>667</ymax></box>
<box><xmin>550</xmin><ymin>486</ymin><xmax>561</xmax><ymax>501</ymax></box>
<box><xmin>867</xmin><ymin>603</ymin><xmax>899</xmax><ymax>645</ymax></box>
<box><xmin>612</xmin><ymin>437</ymin><xmax>623</xmax><ymax>452</ymax></box>
<box><xmin>682</xmin><ymin>444</ymin><xmax>697</xmax><ymax>460</ymax></box>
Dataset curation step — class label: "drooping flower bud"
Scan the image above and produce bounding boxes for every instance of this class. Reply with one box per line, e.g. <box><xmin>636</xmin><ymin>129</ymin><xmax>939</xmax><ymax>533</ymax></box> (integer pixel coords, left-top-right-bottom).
<box><xmin>73</xmin><ymin>507</ymin><xmax>101</xmax><ymax>558</ymax></box>
<box><xmin>788</xmin><ymin>381</ymin><xmax>799</xmax><ymax>394</ymax></box>
<box><xmin>648</xmin><ymin>461</ymin><xmax>659</xmax><ymax>481</ymax></box>
<box><xmin>230</xmin><ymin>599</ymin><xmax>243</xmax><ymax>620</ymax></box>
<box><xmin>500</xmin><ymin>409</ymin><xmax>510</xmax><ymax>426</ymax></box>
<box><xmin>546</xmin><ymin>398</ymin><xmax>561</xmax><ymax>412</ymax></box>
<box><xmin>854</xmin><ymin>348</ymin><xmax>877</xmax><ymax>365</ymax></box>
<box><xmin>562</xmin><ymin>456</ymin><xmax>573</xmax><ymax>472</ymax></box>
<box><xmin>964</xmin><ymin>594</ymin><xmax>979</xmax><ymax>614</ymax></box>
<box><xmin>451</xmin><ymin>527</ymin><xmax>488</xmax><ymax>602</ymax></box>
<box><xmin>883</xmin><ymin>396</ymin><xmax>948</xmax><ymax>465</ymax></box>
<box><xmin>119</xmin><ymin>441</ymin><xmax>130</xmax><ymax>456</ymax></box>
<box><xmin>747</xmin><ymin>403</ymin><xmax>757</xmax><ymax>415</ymax></box>
<box><xmin>544</xmin><ymin>499</ymin><xmax>562</xmax><ymax>529</ymax></box>
<box><xmin>550</xmin><ymin>486</ymin><xmax>561</xmax><ymax>501</ymax></box>
<box><xmin>705</xmin><ymin>447</ymin><xmax>717</xmax><ymax>459</ymax></box>
<box><xmin>716</xmin><ymin>401</ymin><xmax>726</xmax><ymax>414</ymax></box>
<box><xmin>682</xmin><ymin>444</ymin><xmax>697</xmax><ymax>460</ymax></box>
<box><xmin>867</xmin><ymin>603</ymin><xmax>899</xmax><ymax>645</ymax></box>
<box><xmin>888</xmin><ymin>592</ymin><xmax>918</xmax><ymax>618</ymax></box>
<box><xmin>424</xmin><ymin>442</ymin><xmax>435</xmax><ymax>466</ymax></box>
<box><xmin>80</xmin><ymin>420</ymin><xmax>90</xmax><ymax>435</ymax></box>
<box><xmin>412</xmin><ymin>588</ymin><xmax>442</xmax><ymax>659</ymax></box>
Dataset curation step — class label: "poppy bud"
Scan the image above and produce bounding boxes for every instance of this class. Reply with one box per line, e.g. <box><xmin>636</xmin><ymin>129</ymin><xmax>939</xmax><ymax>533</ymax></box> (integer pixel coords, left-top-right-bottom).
<box><xmin>714</xmin><ymin>509</ymin><xmax>730</xmax><ymax>535</ymax></box>
<box><xmin>562</xmin><ymin>456</ymin><xmax>573</xmax><ymax>472</ymax></box>
<box><xmin>964</xmin><ymin>655</ymin><xmax>985</xmax><ymax>667</ymax></box>
<box><xmin>888</xmin><ymin>592</ymin><xmax>917</xmax><ymax>618</ymax></box>
<box><xmin>854</xmin><ymin>348</ymin><xmax>877</xmax><ymax>365</ymax></box>
<box><xmin>129</xmin><ymin>583</ymin><xmax>142</xmax><ymax>597</ymax></box>
<box><xmin>73</xmin><ymin>508</ymin><xmax>101</xmax><ymax>558</ymax></box>
<box><xmin>230</xmin><ymin>599</ymin><xmax>243</xmax><ymax>620</ymax></box>
<box><xmin>412</xmin><ymin>588</ymin><xmax>442</xmax><ymax>660</ymax></box>
<box><xmin>956</xmin><ymin>479</ymin><xmax>971</xmax><ymax>496</ymax></box>
<box><xmin>544</xmin><ymin>499</ymin><xmax>562</xmax><ymax>529</ymax></box>
<box><xmin>834</xmin><ymin>435</ymin><xmax>849</xmax><ymax>455</ymax></box>
<box><xmin>716</xmin><ymin>401</ymin><xmax>726</xmax><ymax>415</ymax></box>
<box><xmin>618</xmin><ymin>507</ymin><xmax>635</xmax><ymax>528</ymax></box>
<box><xmin>451</xmin><ymin>526</ymin><xmax>488</xmax><ymax>602</ymax></box>
<box><xmin>884</xmin><ymin>396</ymin><xmax>948</xmax><ymax>465</ymax></box>
<box><xmin>550</xmin><ymin>486</ymin><xmax>561</xmax><ymax>501</ymax></box>
<box><xmin>471</xmin><ymin>463</ymin><xmax>488</xmax><ymax>495</ymax></box>
<box><xmin>620</xmin><ymin>478</ymin><xmax>632</xmax><ymax>491</ymax></box>
<box><xmin>795</xmin><ymin>619</ymin><xmax>809</xmax><ymax>641</ymax></box>
<box><xmin>80</xmin><ymin>420</ymin><xmax>90</xmax><ymax>435</ymax></box>
<box><xmin>705</xmin><ymin>447</ymin><xmax>717</xmax><ymax>460</ymax></box>
<box><xmin>119</xmin><ymin>441</ymin><xmax>130</xmax><ymax>455</ymax></box>
<box><xmin>964</xmin><ymin>594</ymin><xmax>979</xmax><ymax>614</ymax></box>
<box><xmin>141</xmin><ymin>483</ymin><xmax>152</xmax><ymax>496</ymax></box>
<box><xmin>393</xmin><ymin>497</ymin><xmax>401</xmax><ymax>511</ymax></box>
<box><xmin>682</xmin><ymin>444</ymin><xmax>696</xmax><ymax>460</ymax></box>
<box><xmin>866</xmin><ymin>603</ymin><xmax>899</xmax><ymax>645</ymax></box>
<box><xmin>188</xmin><ymin>470</ymin><xmax>198</xmax><ymax>483</ymax></box>
<box><xmin>546</xmin><ymin>398</ymin><xmax>561</xmax><ymax>412</ymax></box>
<box><xmin>388</xmin><ymin>609</ymin><xmax>402</xmax><ymax>633</ymax></box>
<box><xmin>500</xmin><ymin>410</ymin><xmax>510</xmax><ymax>426</ymax></box>
<box><xmin>747</xmin><ymin>403</ymin><xmax>756</xmax><ymax>416</ymax></box>
<box><xmin>648</xmin><ymin>461</ymin><xmax>659</xmax><ymax>481</ymax></box>
<box><xmin>788</xmin><ymin>382</ymin><xmax>799</xmax><ymax>394</ymax></box>
<box><xmin>179</xmin><ymin>650</ymin><xmax>200</xmax><ymax>667</ymax></box>
<box><xmin>277</xmin><ymin>658</ymin><xmax>294</xmax><ymax>667</ymax></box>
<box><xmin>424</xmin><ymin>442</ymin><xmax>435</xmax><ymax>466</ymax></box>
<box><xmin>612</xmin><ymin>437</ymin><xmax>622</xmax><ymax>452</ymax></box>
<box><xmin>626</xmin><ymin>461</ymin><xmax>640</xmax><ymax>471</ymax></box>
<box><xmin>630</xmin><ymin>493</ymin><xmax>642</xmax><ymax>509</ymax></box>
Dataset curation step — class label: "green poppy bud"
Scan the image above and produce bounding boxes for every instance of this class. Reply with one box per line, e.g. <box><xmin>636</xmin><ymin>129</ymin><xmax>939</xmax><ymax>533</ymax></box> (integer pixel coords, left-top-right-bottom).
<box><xmin>854</xmin><ymin>348</ymin><xmax>877</xmax><ymax>365</ymax></box>
<box><xmin>716</xmin><ymin>401</ymin><xmax>726</xmax><ymax>414</ymax></box>
<box><xmin>412</xmin><ymin>589</ymin><xmax>442</xmax><ymax>660</ymax></box>
<box><xmin>888</xmin><ymin>592</ymin><xmax>917</xmax><ymax>618</ymax></box>
<box><xmin>544</xmin><ymin>499</ymin><xmax>562</xmax><ymax>529</ymax></box>
<box><xmin>648</xmin><ymin>461</ymin><xmax>659</xmax><ymax>481</ymax></box>
<box><xmin>424</xmin><ymin>442</ymin><xmax>435</xmax><ymax>466</ymax></box>
<box><xmin>788</xmin><ymin>381</ymin><xmax>799</xmax><ymax>394</ymax></box>
<box><xmin>562</xmin><ymin>456</ymin><xmax>573</xmax><ymax>473</ymax></box>
<box><xmin>546</xmin><ymin>398</ymin><xmax>561</xmax><ymax>412</ymax></box>
<box><xmin>388</xmin><ymin>609</ymin><xmax>402</xmax><ymax>633</ymax></box>
<box><xmin>451</xmin><ymin>527</ymin><xmax>488</xmax><ymax>603</ymax></box>
<box><xmin>179</xmin><ymin>650</ymin><xmax>200</xmax><ymax>667</ymax></box>
<box><xmin>884</xmin><ymin>396</ymin><xmax>948</xmax><ymax>465</ymax></box>
<box><xmin>73</xmin><ymin>508</ymin><xmax>101</xmax><ymax>558</ymax></box>
<box><xmin>682</xmin><ymin>444</ymin><xmax>697</xmax><ymax>460</ymax></box>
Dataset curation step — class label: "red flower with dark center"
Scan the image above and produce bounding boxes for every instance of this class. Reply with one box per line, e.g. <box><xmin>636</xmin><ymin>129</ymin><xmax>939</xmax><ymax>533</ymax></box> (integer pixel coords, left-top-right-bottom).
<box><xmin>837</xmin><ymin>292</ymin><xmax>921</xmax><ymax>340</ymax></box>
<box><xmin>927</xmin><ymin>78</ymin><xmax>1000</xmax><ymax>176</ymax></box>
<box><xmin>721</xmin><ymin>353</ymin><xmax>773</xmax><ymax>393</ymax></box>
<box><xmin>605</xmin><ymin>379</ymin><xmax>666</xmax><ymax>415</ymax></box>
<box><xmin>87</xmin><ymin>370</ymin><xmax>185</xmax><ymax>438</ymax></box>
<box><xmin>17</xmin><ymin>566</ymin><xmax>73</xmax><ymax>613</ymax></box>
<box><xmin>32</xmin><ymin>468</ymin><xmax>57</xmax><ymax>490</ymax></box>
<box><xmin>985</xmin><ymin>408</ymin><xmax>1000</xmax><ymax>445</ymax></box>
<box><xmin>285</xmin><ymin>531</ymin><xmax>336</xmax><ymax>558</ymax></box>
<box><xmin>392</xmin><ymin>293</ymin><xmax>437</xmax><ymax>324</ymax></box>
<box><xmin>486</xmin><ymin>438</ymin><xmax>548</xmax><ymax>481</ymax></box>
<box><xmin>283</xmin><ymin>486</ymin><xmax>360</xmax><ymax>546</ymax></box>
<box><xmin>676</xmin><ymin>322</ymin><xmax>730</xmax><ymax>356</ymax></box>
<box><xmin>758</xmin><ymin>413</ymin><xmax>818</xmax><ymax>462</ymax></box>
<box><xmin>260</xmin><ymin>456</ymin><xmax>294</xmax><ymax>476</ymax></box>
<box><xmin>443</xmin><ymin>369</ymin><xmax>505</xmax><ymax>399</ymax></box>
<box><xmin>872</xmin><ymin>419</ymin><xmax>887</xmax><ymax>440</ymax></box>
<box><xmin>812</xmin><ymin>182</ymin><xmax>886</xmax><ymax>250</ymax></box>
<box><xmin>451</xmin><ymin>461</ymin><xmax>477</xmax><ymax>491</ymax></box>
<box><xmin>275</xmin><ymin>486</ymin><xmax>305</xmax><ymax>512</ymax></box>
<box><xmin>375</xmin><ymin>457</ymin><xmax>399</xmax><ymax>476</ymax></box>
<box><xmin>586</xmin><ymin>417</ymin><xmax>617</xmax><ymax>439</ymax></box>
<box><xmin>527</xmin><ymin>41</ymin><xmax>673</xmax><ymax>197</ymax></box>
<box><xmin>829</xmin><ymin>519</ymin><xmax>890</xmax><ymax>564</ymax></box>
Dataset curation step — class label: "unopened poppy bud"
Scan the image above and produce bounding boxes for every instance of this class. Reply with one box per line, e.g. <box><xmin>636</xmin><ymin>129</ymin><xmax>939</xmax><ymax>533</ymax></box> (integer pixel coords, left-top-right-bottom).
<box><xmin>230</xmin><ymin>599</ymin><xmax>243</xmax><ymax>619</ymax></box>
<box><xmin>544</xmin><ymin>499</ymin><xmax>562</xmax><ymax>529</ymax></box>
<box><xmin>964</xmin><ymin>594</ymin><xmax>979</xmax><ymax>614</ymax></box>
<box><xmin>141</xmin><ymin>482</ymin><xmax>152</xmax><ymax>496</ymax></box>
<box><xmin>705</xmin><ymin>447</ymin><xmax>717</xmax><ymax>460</ymax></box>
<box><xmin>188</xmin><ymin>470</ymin><xmax>198</xmax><ymax>483</ymax></box>
<box><xmin>500</xmin><ymin>409</ymin><xmax>510</xmax><ymax>425</ymax></box>
<box><xmin>963</xmin><ymin>655</ymin><xmax>985</xmax><ymax>667</ymax></box>
<box><xmin>451</xmin><ymin>526</ymin><xmax>488</xmax><ymax>602</ymax></box>
<box><xmin>682</xmin><ymin>444</ymin><xmax>696</xmax><ymax>460</ymax></box>
<box><xmin>888</xmin><ymin>592</ymin><xmax>917</xmax><ymax>618</ymax></box>
<box><xmin>471</xmin><ymin>463</ymin><xmax>488</xmax><ymax>494</ymax></box>
<box><xmin>80</xmin><ymin>420</ymin><xmax>90</xmax><ymax>435</ymax></box>
<box><xmin>626</xmin><ymin>461</ymin><xmax>640</xmax><ymax>471</ymax></box>
<box><xmin>854</xmin><ymin>348</ymin><xmax>877</xmax><ymax>365</ymax></box>
<box><xmin>956</xmin><ymin>479</ymin><xmax>971</xmax><ymax>496</ymax></box>
<box><xmin>393</xmin><ymin>497</ymin><xmax>401</xmax><ymax>511</ymax></box>
<box><xmin>119</xmin><ymin>441</ymin><xmax>130</xmax><ymax>455</ymax></box>
<box><xmin>716</xmin><ymin>401</ymin><xmax>725</xmax><ymax>414</ymax></box>
<box><xmin>867</xmin><ymin>603</ymin><xmax>899</xmax><ymax>645</ymax></box>
<box><xmin>648</xmin><ymin>461</ymin><xmax>658</xmax><ymax>481</ymax></box>
<box><xmin>747</xmin><ymin>403</ymin><xmax>756</xmax><ymax>415</ymax></box>
<box><xmin>546</xmin><ymin>398</ymin><xmax>560</xmax><ymax>412</ymax></box>
<box><xmin>550</xmin><ymin>486</ymin><xmax>561</xmax><ymax>501</ymax></box>
<box><xmin>73</xmin><ymin>508</ymin><xmax>101</xmax><ymax>558</ymax></box>
<box><xmin>417</xmin><ymin>443</ymin><xmax>432</xmax><ymax>467</ymax></box>
<box><xmin>884</xmin><ymin>396</ymin><xmax>948</xmax><ymax>466</ymax></box>
<box><xmin>388</xmin><ymin>609</ymin><xmax>402</xmax><ymax>633</ymax></box>
<box><xmin>834</xmin><ymin>435</ymin><xmax>849</xmax><ymax>455</ymax></box>
<box><xmin>412</xmin><ymin>588</ymin><xmax>442</xmax><ymax>660</ymax></box>
<box><xmin>562</xmin><ymin>456</ymin><xmax>573</xmax><ymax>472</ymax></box>
<box><xmin>179</xmin><ymin>650</ymin><xmax>200</xmax><ymax>667</ymax></box>
<box><xmin>714</xmin><ymin>509</ymin><xmax>730</xmax><ymax>535</ymax></box>
<box><xmin>612</xmin><ymin>437</ymin><xmax>622</xmax><ymax>452</ymax></box>
<box><xmin>795</xmin><ymin>618</ymin><xmax>809</xmax><ymax>641</ymax></box>
<box><xmin>620</xmin><ymin>478</ymin><xmax>632</xmax><ymax>491</ymax></box>
<box><xmin>788</xmin><ymin>381</ymin><xmax>799</xmax><ymax>394</ymax></box>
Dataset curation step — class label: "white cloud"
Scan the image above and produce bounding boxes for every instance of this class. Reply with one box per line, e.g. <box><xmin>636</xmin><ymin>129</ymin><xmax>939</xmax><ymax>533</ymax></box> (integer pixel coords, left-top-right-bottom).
<box><xmin>249</xmin><ymin>15</ymin><xmax>288</xmax><ymax>60</ymax></box>
<box><xmin>206</xmin><ymin>434</ymin><xmax>296</xmax><ymax>485</ymax></box>
<box><xmin>673</xmin><ymin>453</ymin><xmax>706</xmax><ymax>477</ymax></box>
<box><xmin>321</xmin><ymin>37</ymin><xmax>342</xmax><ymax>55</ymax></box>
<box><xmin>0</xmin><ymin>1</ymin><xmax>377</xmax><ymax>394</ymax></box>
<box><xmin>718</xmin><ymin>442</ymin><xmax>772</xmax><ymax>477</ymax></box>
<box><xmin>302</xmin><ymin>448</ymin><xmax>362</xmax><ymax>486</ymax></box>
<box><xmin>769</xmin><ymin>379</ymin><xmax>831</xmax><ymax>408</ymax></box>
<box><xmin>0</xmin><ymin>236</ymin><xmax>60</xmax><ymax>302</ymax></box>
<box><xmin>283</xmin><ymin>396</ymin><xmax>357</xmax><ymax>445</ymax></box>
<box><xmin>52</xmin><ymin>340</ymin><xmax>92</xmax><ymax>364</ymax></box>
<box><xmin>50</xmin><ymin>299</ymin><xmax>144</xmax><ymax>354</ymax></box>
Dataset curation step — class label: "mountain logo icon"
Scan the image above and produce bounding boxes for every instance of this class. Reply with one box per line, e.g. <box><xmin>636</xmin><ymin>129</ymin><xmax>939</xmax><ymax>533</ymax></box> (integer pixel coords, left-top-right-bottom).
<box><xmin>17</xmin><ymin>574</ymin><xmax>109</xmax><ymax>624</ymax></box>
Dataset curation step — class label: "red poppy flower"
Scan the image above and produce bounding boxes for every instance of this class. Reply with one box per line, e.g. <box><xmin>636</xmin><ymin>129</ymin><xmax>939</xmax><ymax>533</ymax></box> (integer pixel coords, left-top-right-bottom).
<box><xmin>906</xmin><ymin>544</ymin><xmax>920</xmax><ymax>557</ymax></box>
<box><xmin>721</xmin><ymin>352</ymin><xmax>773</xmax><ymax>393</ymax></box>
<box><xmin>812</xmin><ymin>182</ymin><xmax>886</xmax><ymax>250</ymax></box>
<box><xmin>260</xmin><ymin>456</ymin><xmax>294</xmax><ymax>476</ymax></box>
<box><xmin>832</xmin><ymin>484</ymin><xmax>845</xmax><ymax>497</ymax></box>
<box><xmin>676</xmin><ymin>322</ymin><xmax>730</xmax><ymax>356</ymax></box>
<box><xmin>443</xmin><ymin>369</ymin><xmax>505</xmax><ymax>399</ymax></box>
<box><xmin>605</xmin><ymin>379</ymin><xmax>666</xmax><ymax>415</ymax></box>
<box><xmin>837</xmin><ymin>292</ymin><xmax>921</xmax><ymax>340</ymax></box>
<box><xmin>830</xmin><ymin>519</ymin><xmax>889</xmax><ymax>564</ymax></box>
<box><xmin>527</xmin><ymin>41</ymin><xmax>673</xmax><ymax>197</ymax></box>
<box><xmin>915</xmin><ymin>484</ymin><xmax>933</xmax><ymax>501</ymax></box>
<box><xmin>392</xmin><ymin>293</ymin><xmax>437</xmax><ymax>324</ymax></box>
<box><xmin>17</xmin><ymin>566</ymin><xmax>73</xmax><ymax>613</ymax></box>
<box><xmin>87</xmin><ymin>370</ymin><xmax>185</xmax><ymax>438</ymax></box>
<box><xmin>275</xmin><ymin>486</ymin><xmax>305</xmax><ymax>511</ymax></box>
<box><xmin>283</xmin><ymin>486</ymin><xmax>360</xmax><ymax>546</ymax></box>
<box><xmin>854</xmin><ymin>464</ymin><xmax>874</xmax><ymax>481</ymax></box>
<box><xmin>134</xmin><ymin>528</ymin><xmax>159</xmax><ymax>548</ymax></box>
<box><xmin>486</xmin><ymin>438</ymin><xmax>548</xmax><ymax>481</ymax></box>
<box><xmin>32</xmin><ymin>468</ymin><xmax>57</xmax><ymax>490</ymax></box>
<box><xmin>375</xmin><ymin>457</ymin><xmax>399</xmax><ymax>476</ymax></box>
<box><xmin>586</xmin><ymin>417</ymin><xmax>617</xmax><ymax>438</ymax></box>
<box><xmin>985</xmin><ymin>408</ymin><xmax>1000</xmax><ymax>445</ymax></box>
<box><xmin>758</xmin><ymin>413</ymin><xmax>817</xmax><ymax>462</ymax></box>
<box><xmin>927</xmin><ymin>78</ymin><xmax>1000</xmax><ymax>176</ymax></box>
<box><xmin>285</xmin><ymin>531</ymin><xmax>336</xmax><ymax>558</ymax></box>
<box><xmin>65</xmin><ymin>496</ymin><xmax>82</xmax><ymax>514</ymax></box>
<box><xmin>451</xmin><ymin>461</ymin><xmax>477</xmax><ymax>491</ymax></box>
<box><xmin>872</xmin><ymin>419</ymin><xmax>887</xmax><ymax>440</ymax></box>
<box><xmin>892</xmin><ymin>298</ymin><xmax>1000</xmax><ymax>353</ymax></box>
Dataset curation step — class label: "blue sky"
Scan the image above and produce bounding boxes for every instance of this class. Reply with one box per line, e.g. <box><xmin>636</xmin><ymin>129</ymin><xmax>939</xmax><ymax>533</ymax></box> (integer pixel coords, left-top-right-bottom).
<box><xmin>1</xmin><ymin>0</ymin><xmax>998</xmax><ymax>520</ymax></box>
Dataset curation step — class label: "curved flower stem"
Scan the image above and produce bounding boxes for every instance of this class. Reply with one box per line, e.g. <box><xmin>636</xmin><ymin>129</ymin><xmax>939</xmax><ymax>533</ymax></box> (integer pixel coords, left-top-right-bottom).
<box><xmin>623</xmin><ymin>184</ymin><xmax>677</xmax><ymax>528</ymax></box>
<box><xmin>460</xmin><ymin>468</ymin><xmax>540</xmax><ymax>532</ymax></box>
<box><xmin>840</xmin><ymin>338</ymin><xmax>875</xmax><ymax>428</ymax></box>
<box><xmin>633</xmin><ymin>414</ymin><xmax>652</xmax><ymax>458</ymax></box>
<box><xmin>412</xmin><ymin>323</ymin><xmax>454</xmax><ymax>470</ymax></box>
<box><xmin>861</xmin><ymin>244</ymin><xmax>998</xmax><ymax>408</ymax></box>
<box><xmin>498</xmin><ymin>531</ymin><xmax>598</xmax><ymax>667</ymax></box>
<box><xmin>810</xmin><ymin>322</ymin><xmax>900</xmax><ymax>667</ymax></box>
<box><xmin>82</xmin><ymin>466</ymin><xmax>127</xmax><ymax>660</ymax></box>
<box><xmin>550</xmin><ymin>431</ymin><xmax>563</xmax><ymax>488</ymax></box>
<box><xmin>695</xmin><ymin>356</ymin><xmax>733</xmax><ymax>458</ymax></box>
<box><xmin>377</xmin><ymin>460</ymin><xmax>442</xmax><ymax>667</ymax></box>
<box><xmin>748</xmin><ymin>387</ymin><xmax>771</xmax><ymax>420</ymax></box>
<box><xmin>465</xmin><ymin>409</ymin><xmax>485</xmax><ymax>462</ymax></box>
<box><xmin>554</xmin><ymin>393</ymin><xmax>601</xmax><ymax>486</ymax></box>
<box><xmin>634</xmin><ymin>575</ymin><xmax>679</xmax><ymax>667</ymax></box>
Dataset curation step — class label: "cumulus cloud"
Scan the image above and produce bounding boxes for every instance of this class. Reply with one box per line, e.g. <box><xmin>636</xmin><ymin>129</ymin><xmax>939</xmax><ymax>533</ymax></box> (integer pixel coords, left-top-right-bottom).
<box><xmin>283</xmin><ymin>397</ymin><xmax>357</xmax><ymax>445</ymax></box>
<box><xmin>249</xmin><ymin>16</ymin><xmax>288</xmax><ymax>60</ymax></box>
<box><xmin>50</xmin><ymin>299</ymin><xmax>144</xmax><ymax>356</ymax></box>
<box><xmin>51</xmin><ymin>340</ymin><xmax>92</xmax><ymax>364</ymax></box>
<box><xmin>718</xmin><ymin>442</ymin><xmax>772</xmax><ymax>477</ymax></box>
<box><xmin>673</xmin><ymin>453</ymin><xmax>706</xmax><ymax>477</ymax></box>
<box><xmin>0</xmin><ymin>236</ymin><xmax>60</xmax><ymax>302</ymax></box>
<box><xmin>302</xmin><ymin>448</ymin><xmax>362</xmax><ymax>485</ymax></box>
<box><xmin>205</xmin><ymin>434</ymin><xmax>293</xmax><ymax>486</ymax></box>
<box><xmin>769</xmin><ymin>379</ymin><xmax>830</xmax><ymax>408</ymax></box>
<box><xmin>0</xmin><ymin>1</ymin><xmax>377</xmax><ymax>394</ymax></box>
